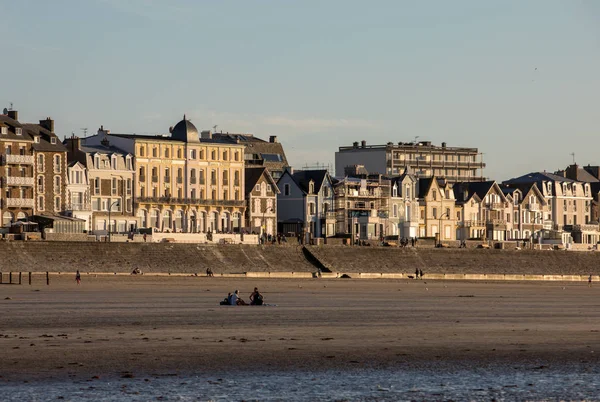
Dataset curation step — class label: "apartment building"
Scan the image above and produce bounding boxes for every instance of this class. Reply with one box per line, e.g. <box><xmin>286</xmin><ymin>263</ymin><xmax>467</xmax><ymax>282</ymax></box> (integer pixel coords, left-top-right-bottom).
<box><xmin>212</xmin><ymin>133</ymin><xmax>289</xmax><ymax>180</ymax></box>
<box><xmin>336</xmin><ymin>140</ymin><xmax>486</xmax><ymax>182</ymax></box>
<box><xmin>85</xmin><ymin>117</ymin><xmax>246</xmax><ymax>233</ymax></box>
<box><xmin>244</xmin><ymin>167</ymin><xmax>279</xmax><ymax>236</ymax></box>
<box><xmin>500</xmin><ymin>183</ymin><xmax>548</xmax><ymax>242</ymax></box>
<box><xmin>23</xmin><ymin>118</ymin><xmax>68</xmax><ymax>215</ymax></box>
<box><xmin>504</xmin><ymin>172</ymin><xmax>597</xmax><ymax>245</ymax></box>
<box><xmin>65</xmin><ymin>135</ymin><xmax>137</xmax><ymax>233</ymax></box>
<box><xmin>0</xmin><ymin>109</ymin><xmax>34</xmax><ymax>225</ymax></box>
<box><xmin>64</xmin><ymin>161</ymin><xmax>92</xmax><ymax>231</ymax></box>
<box><xmin>333</xmin><ymin>165</ymin><xmax>392</xmax><ymax>240</ymax></box>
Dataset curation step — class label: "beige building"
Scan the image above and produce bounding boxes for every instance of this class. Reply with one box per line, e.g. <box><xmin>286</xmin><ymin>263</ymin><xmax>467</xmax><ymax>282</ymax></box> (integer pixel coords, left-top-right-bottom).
<box><xmin>244</xmin><ymin>167</ymin><xmax>279</xmax><ymax>236</ymax></box>
<box><xmin>85</xmin><ymin>117</ymin><xmax>246</xmax><ymax>233</ymax></box>
<box><xmin>336</xmin><ymin>140</ymin><xmax>486</xmax><ymax>182</ymax></box>
<box><xmin>388</xmin><ymin>169</ymin><xmax>419</xmax><ymax>238</ymax></box>
<box><xmin>417</xmin><ymin>177</ymin><xmax>457</xmax><ymax>242</ymax></box>
<box><xmin>64</xmin><ymin>161</ymin><xmax>92</xmax><ymax>231</ymax></box>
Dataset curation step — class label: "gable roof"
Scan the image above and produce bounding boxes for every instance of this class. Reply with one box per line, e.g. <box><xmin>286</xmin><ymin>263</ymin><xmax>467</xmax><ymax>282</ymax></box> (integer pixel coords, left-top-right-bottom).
<box><xmin>22</xmin><ymin>123</ymin><xmax>67</xmax><ymax>152</ymax></box>
<box><xmin>244</xmin><ymin>167</ymin><xmax>280</xmax><ymax>195</ymax></box>
<box><xmin>0</xmin><ymin>114</ymin><xmax>32</xmax><ymax>141</ymax></box>
<box><xmin>417</xmin><ymin>177</ymin><xmax>434</xmax><ymax>199</ymax></box>
<box><xmin>504</xmin><ymin>172</ymin><xmax>577</xmax><ymax>185</ymax></box>
<box><xmin>291</xmin><ymin>170</ymin><xmax>330</xmax><ymax>194</ymax></box>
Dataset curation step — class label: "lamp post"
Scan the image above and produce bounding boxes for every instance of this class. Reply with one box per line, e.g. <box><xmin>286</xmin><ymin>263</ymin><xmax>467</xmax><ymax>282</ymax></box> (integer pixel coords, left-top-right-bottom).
<box><xmin>438</xmin><ymin>211</ymin><xmax>450</xmax><ymax>247</ymax></box>
<box><xmin>107</xmin><ymin>200</ymin><xmax>120</xmax><ymax>242</ymax></box>
<box><xmin>262</xmin><ymin>205</ymin><xmax>274</xmax><ymax>238</ymax></box>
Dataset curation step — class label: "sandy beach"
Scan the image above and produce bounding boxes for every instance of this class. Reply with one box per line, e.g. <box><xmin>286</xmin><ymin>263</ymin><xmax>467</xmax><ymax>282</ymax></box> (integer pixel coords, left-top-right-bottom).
<box><xmin>1</xmin><ymin>275</ymin><xmax>600</xmax><ymax>382</ymax></box>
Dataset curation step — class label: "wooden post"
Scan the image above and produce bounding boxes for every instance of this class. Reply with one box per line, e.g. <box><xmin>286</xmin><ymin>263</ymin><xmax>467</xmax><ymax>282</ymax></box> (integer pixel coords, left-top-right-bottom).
<box><xmin>9</xmin><ymin>272</ymin><xmax>12</xmax><ymax>284</ymax></box>
<box><xmin>29</xmin><ymin>272</ymin><xmax>32</xmax><ymax>285</ymax></box>
<box><xmin>46</xmin><ymin>271</ymin><xmax>50</xmax><ymax>286</ymax></box>
<box><xmin>18</xmin><ymin>272</ymin><xmax>22</xmax><ymax>285</ymax></box>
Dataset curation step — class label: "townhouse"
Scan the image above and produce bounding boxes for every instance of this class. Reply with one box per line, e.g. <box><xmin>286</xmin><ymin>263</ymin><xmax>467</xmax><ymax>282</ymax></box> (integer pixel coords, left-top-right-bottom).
<box><xmin>244</xmin><ymin>167</ymin><xmax>279</xmax><ymax>236</ymax></box>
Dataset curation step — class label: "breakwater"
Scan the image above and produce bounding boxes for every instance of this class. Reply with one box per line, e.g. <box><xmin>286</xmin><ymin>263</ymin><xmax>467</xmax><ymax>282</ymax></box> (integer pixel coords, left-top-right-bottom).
<box><xmin>1</xmin><ymin>242</ymin><xmax>599</xmax><ymax>277</ymax></box>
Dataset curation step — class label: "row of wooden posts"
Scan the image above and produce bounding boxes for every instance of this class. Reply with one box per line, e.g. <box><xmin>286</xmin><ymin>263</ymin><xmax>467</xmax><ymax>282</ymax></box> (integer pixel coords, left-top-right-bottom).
<box><xmin>0</xmin><ymin>272</ymin><xmax>50</xmax><ymax>285</ymax></box>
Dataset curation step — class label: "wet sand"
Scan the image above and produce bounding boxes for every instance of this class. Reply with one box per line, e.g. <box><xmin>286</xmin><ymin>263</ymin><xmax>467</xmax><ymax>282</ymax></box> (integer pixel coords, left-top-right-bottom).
<box><xmin>1</xmin><ymin>275</ymin><xmax>599</xmax><ymax>381</ymax></box>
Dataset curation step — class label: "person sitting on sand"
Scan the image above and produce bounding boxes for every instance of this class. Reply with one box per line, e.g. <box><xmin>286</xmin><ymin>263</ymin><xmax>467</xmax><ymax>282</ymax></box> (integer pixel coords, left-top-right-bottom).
<box><xmin>249</xmin><ymin>287</ymin><xmax>264</xmax><ymax>306</ymax></box>
<box><xmin>230</xmin><ymin>290</ymin><xmax>247</xmax><ymax>306</ymax></box>
<box><xmin>220</xmin><ymin>293</ymin><xmax>232</xmax><ymax>305</ymax></box>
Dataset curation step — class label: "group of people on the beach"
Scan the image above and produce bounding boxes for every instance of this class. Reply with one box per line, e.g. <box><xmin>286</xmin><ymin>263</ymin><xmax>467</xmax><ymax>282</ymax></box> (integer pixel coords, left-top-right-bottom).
<box><xmin>399</xmin><ymin>237</ymin><xmax>418</xmax><ymax>248</ymax></box>
<box><xmin>414</xmin><ymin>268</ymin><xmax>424</xmax><ymax>279</ymax></box>
<box><xmin>220</xmin><ymin>288</ymin><xmax>264</xmax><ymax>306</ymax></box>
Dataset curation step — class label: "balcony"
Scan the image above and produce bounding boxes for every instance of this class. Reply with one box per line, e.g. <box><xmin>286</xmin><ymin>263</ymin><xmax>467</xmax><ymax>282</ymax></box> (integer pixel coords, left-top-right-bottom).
<box><xmin>526</xmin><ymin>203</ymin><xmax>540</xmax><ymax>211</ymax></box>
<box><xmin>2</xmin><ymin>154</ymin><xmax>34</xmax><ymax>165</ymax></box>
<box><xmin>223</xmin><ymin>179</ymin><xmax>229</xmax><ymax>185</ymax></box>
<box><xmin>190</xmin><ymin>177</ymin><xmax>197</xmax><ymax>184</ymax></box>
<box><xmin>5</xmin><ymin>198</ymin><xmax>34</xmax><ymax>207</ymax></box>
<box><xmin>139</xmin><ymin>175</ymin><xmax>146</xmax><ymax>182</ymax></box>
<box><xmin>319</xmin><ymin>211</ymin><xmax>336</xmax><ymax>220</ymax></box>
<box><xmin>564</xmin><ymin>224</ymin><xmax>600</xmax><ymax>232</ymax></box>
<box><xmin>135</xmin><ymin>196</ymin><xmax>245</xmax><ymax>207</ymax></box>
<box><xmin>152</xmin><ymin>175</ymin><xmax>159</xmax><ymax>183</ymax></box>
<box><xmin>460</xmin><ymin>220</ymin><xmax>486</xmax><ymax>227</ymax></box>
<box><xmin>6</xmin><ymin>176</ymin><xmax>34</xmax><ymax>186</ymax></box>
<box><xmin>486</xmin><ymin>219</ymin><xmax>506</xmax><ymax>228</ymax></box>
<box><xmin>176</xmin><ymin>177</ymin><xmax>183</xmax><ymax>184</ymax></box>
<box><xmin>234</xmin><ymin>180</ymin><xmax>240</xmax><ymax>186</ymax></box>
<box><xmin>164</xmin><ymin>176</ymin><xmax>171</xmax><ymax>183</ymax></box>
<box><xmin>486</xmin><ymin>202</ymin><xmax>505</xmax><ymax>210</ymax></box>
<box><xmin>66</xmin><ymin>203</ymin><xmax>91</xmax><ymax>211</ymax></box>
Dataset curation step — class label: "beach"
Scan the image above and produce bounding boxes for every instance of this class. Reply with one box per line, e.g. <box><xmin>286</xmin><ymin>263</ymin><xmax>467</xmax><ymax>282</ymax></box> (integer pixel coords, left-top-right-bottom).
<box><xmin>2</xmin><ymin>275</ymin><xmax>600</xmax><ymax>384</ymax></box>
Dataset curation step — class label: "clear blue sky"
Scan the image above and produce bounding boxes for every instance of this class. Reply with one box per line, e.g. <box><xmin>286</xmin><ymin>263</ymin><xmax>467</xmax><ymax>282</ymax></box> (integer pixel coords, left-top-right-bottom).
<box><xmin>1</xmin><ymin>0</ymin><xmax>598</xmax><ymax>181</ymax></box>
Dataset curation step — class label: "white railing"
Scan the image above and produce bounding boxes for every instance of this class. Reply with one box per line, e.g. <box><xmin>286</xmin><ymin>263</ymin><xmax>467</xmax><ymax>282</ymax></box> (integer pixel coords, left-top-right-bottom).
<box><xmin>4</xmin><ymin>154</ymin><xmax>34</xmax><ymax>164</ymax></box>
<box><xmin>5</xmin><ymin>198</ymin><xmax>34</xmax><ymax>207</ymax></box>
<box><xmin>6</xmin><ymin>176</ymin><xmax>34</xmax><ymax>186</ymax></box>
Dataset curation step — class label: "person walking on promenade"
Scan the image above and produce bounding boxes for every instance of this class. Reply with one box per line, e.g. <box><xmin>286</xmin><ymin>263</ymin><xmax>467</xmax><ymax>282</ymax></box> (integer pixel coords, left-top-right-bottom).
<box><xmin>419</xmin><ymin>269</ymin><xmax>424</xmax><ymax>279</ymax></box>
<box><xmin>143</xmin><ymin>233</ymin><xmax>147</xmax><ymax>242</ymax></box>
<box><xmin>411</xmin><ymin>237</ymin><xmax>415</xmax><ymax>247</ymax></box>
<box><xmin>75</xmin><ymin>270</ymin><xmax>81</xmax><ymax>285</ymax></box>
<box><xmin>589</xmin><ymin>274</ymin><xmax>593</xmax><ymax>287</ymax></box>
<box><xmin>415</xmin><ymin>268</ymin><xmax>420</xmax><ymax>279</ymax></box>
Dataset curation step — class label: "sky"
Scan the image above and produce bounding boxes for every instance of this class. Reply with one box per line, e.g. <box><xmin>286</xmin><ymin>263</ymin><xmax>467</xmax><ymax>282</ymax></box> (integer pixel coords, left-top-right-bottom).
<box><xmin>1</xmin><ymin>0</ymin><xmax>599</xmax><ymax>181</ymax></box>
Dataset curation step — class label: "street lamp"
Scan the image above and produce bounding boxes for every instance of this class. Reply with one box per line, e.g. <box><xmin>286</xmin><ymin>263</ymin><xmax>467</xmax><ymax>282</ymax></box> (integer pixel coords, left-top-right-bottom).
<box><xmin>262</xmin><ymin>206</ymin><xmax>274</xmax><ymax>238</ymax></box>
<box><xmin>437</xmin><ymin>211</ymin><xmax>450</xmax><ymax>247</ymax></box>
<box><xmin>107</xmin><ymin>200</ymin><xmax>120</xmax><ymax>242</ymax></box>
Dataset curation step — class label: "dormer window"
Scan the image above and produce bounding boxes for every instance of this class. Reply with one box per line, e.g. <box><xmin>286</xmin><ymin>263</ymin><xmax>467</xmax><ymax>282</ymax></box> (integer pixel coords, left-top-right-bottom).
<box><xmin>34</xmin><ymin>136</ymin><xmax>40</xmax><ymax>143</ymax></box>
<box><xmin>309</xmin><ymin>182</ymin><xmax>315</xmax><ymax>194</ymax></box>
<box><xmin>1</xmin><ymin>127</ymin><xmax>6</xmax><ymax>135</ymax></box>
<box><xmin>15</xmin><ymin>128</ymin><xmax>22</xmax><ymax>135</ymax></box>
<box><xmin>50</xmin><ymin>137</ymin><xmax>57</xmax><ymax>144</ymax></box>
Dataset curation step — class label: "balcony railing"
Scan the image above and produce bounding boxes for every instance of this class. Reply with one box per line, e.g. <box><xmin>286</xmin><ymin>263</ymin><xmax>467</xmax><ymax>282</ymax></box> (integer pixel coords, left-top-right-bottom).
<box><xmin>152</xmin><ymin>175</ymin><xmax>159</xmax><ymax>183</ymax></box>
<box><xmin>487</xmin><ymin>202</ymin><xmax>505</xmax><ymax>210</ymax></box>
<box><xmin>190</xmin><ymin>177</ymin><xmax>197</xmax><ymax>184</ymax></box>
<box><xmin>459</xmin><ymin>220</ymin><xmax>486</xmax><ymax>227</ymax></box>
<box><xmin>164</xmin><ymin>176</ymin><xmax>171</xmax><ymax>183</ymax></box>
<box><xmin>525</xmin><ymin>203</ymin><xmax>540</xmax><ymax>211</ymax></box>
<box><xmin>234</xmin><ymin>180</ymin><xmax>240</xmax><ymax>186</ymax></box>
<box><xmin>2</xmin><ymin>154</ymin><xmax>34</xmax><ymax>165</ymax></box>
<box><xmin>139</xmin><ymin>175</ymin><xmax>146</xmax><ymax>182</ymax></box>
<box><xmin>5</xmin><ymin>198</ymin><xmax>34</xmax><ymax>207</ymax></box>
<box><xmin>199</xmin><ymin>178</ymin><xmax>205</xmax><ymax>185</ymax></box>
<box><xmin>66</xmin><ymin>203</ymin><xmax>91</xmax><ymax>211</ymax></box>
<box><xmin>319</xmin><ymin>212</ymin><xmax>336</xmax><ymax>220</ymax></box>
<box><xmin>176</xmin><ymin>177</ymin><xmax>183</xmax><ymax>184</ymax></box>
<box><xmin>6</xmin><ymin>176</ymin><xmax>34</xmax><ymax>186</ymax></box>
<box><xmin>135</xmin><ymin>196</ymin><xmax>245</xmax><ymax>207</ymax></box>
<box><xmin>486</xmin><ymin>219</ymin><xmax>506</xmax><ymax>226</ymax></box>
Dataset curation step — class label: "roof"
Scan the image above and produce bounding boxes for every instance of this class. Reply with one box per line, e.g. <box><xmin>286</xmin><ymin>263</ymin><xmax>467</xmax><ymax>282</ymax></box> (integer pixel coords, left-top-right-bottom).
<box><xmin>291</xmin><ymin>170</ymin><xmax>329</xmax><ymax>194</ymax></box>
<box><xmin>504</xmin><ymin>172</ymin><xmax>578</xmax><ymax>185</ymax></box>
<box><xmin>417</xmin><ymin>177</ymin><xmax>434</xmax><ymax>199</ymax></box>
<box><xmin>79</xmin><ymin>143</ymin><xmax>132</xmax><ymax>156</ymax></box>
<box><xmin>22</xmin><ymin>123</ymin><xmax>67</xmax><ymax>153</ymax></box>
<box><xmin>214</xmin><ymin>133</ymin><xmax>289</xmax><ymax>171</ymax></box>
<box><xmin>244</xmin><ymin>167</ymin><xmax>279</xmax><ymax>195</ymax></box>
<box><xmin>0</xmin><ymin>114</ymin><xmax>32</xmax><ymax>141</ymax></box>
<box><xmin>171</xmin><ymin>116</ymin><xmax>199</xmax><ymax>143</ymax></box>
<box><xmin>109</xmin><ymin>132</ymin><xmax>240</xmax><ymax>145</ymax></box>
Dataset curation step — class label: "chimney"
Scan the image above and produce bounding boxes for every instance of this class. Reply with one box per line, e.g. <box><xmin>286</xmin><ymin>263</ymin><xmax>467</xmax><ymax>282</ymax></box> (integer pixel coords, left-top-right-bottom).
<box><xmin>269</xmin><ymin>135</ymin><xmax>278</xmax><ymax>143</ymax></box>
<box><xmin>201</xmin><ymin>130</ymin><xmax>212</xmax><ymax>139</ymax></box>
<box><xmin>65</xmin><ymin>135</ymin><xmax>81</xmax><ymax>157</ymax></box>
<box><xmin>361</xmin><ymin>140</ymin><xmax>367</xmax><ymax>148</ymax></box>
<box><xmin>7</xmin><ymin>110</ymin><xmax>18</xmax><ymax>121</ymax></box>
<box><xmin>353</xmin><ymin>141</ymin><xmax>359</xmax><ymax>148</ymax></box>
<box><xmin>441</xmin><ymin>142</ymin><xmax>447</xmax><ymax>148</ymax></box>
<box><xmin>39</xmin><ymin>117</ymin><xmax>55</xmax><ymax>133</ymax></box>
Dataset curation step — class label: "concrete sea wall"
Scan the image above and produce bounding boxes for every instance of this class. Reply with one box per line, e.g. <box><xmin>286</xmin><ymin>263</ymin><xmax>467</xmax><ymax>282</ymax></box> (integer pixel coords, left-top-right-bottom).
<box><xmin>1</xmin><ymin>242</ymin><xmax>600</xmax><ymax>277</ymax></box>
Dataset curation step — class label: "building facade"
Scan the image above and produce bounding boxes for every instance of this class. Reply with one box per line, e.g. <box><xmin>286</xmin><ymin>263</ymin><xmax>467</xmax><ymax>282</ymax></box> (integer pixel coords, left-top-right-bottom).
<box><xmin>277</xmin><ymin>169</ymin><xmax>335</xmax><ymax>240</ymax></box>
<box><xmin>23</xmin><ymin>118</ymin><xmax>68</xmax><ymax>216</ymax></box>
<box><xmin>0</xmin><ymin>109</ymin><xmax>35</xmax><ymax>225</ymax></box>
<box><xmin>389</xmin><ymin>169</ymin><xmax>419</xmax><ymax>239</ymax></box>
<box><xmin>64</xmin><ymin>161</ymin><xmax>92</xmax><ymax>231</ymax></box>
<box><xmin>85</xmin><ymin>117</ymin><xmax>246</xmax><ymax>233</ymax></box>
<box><xmin>336</xmin><ymin>140</ymin><xmax>486</xmax><ymax>182</ymax></box>
<box><xmin>244</xmin><ymin>167</ymin><xmax>279</xmax><ymax>236</ymax></box>
<box><xmin>417</xmin><ymin>177</ymin><xmax>457</xmax><ymax>242</ymax></box>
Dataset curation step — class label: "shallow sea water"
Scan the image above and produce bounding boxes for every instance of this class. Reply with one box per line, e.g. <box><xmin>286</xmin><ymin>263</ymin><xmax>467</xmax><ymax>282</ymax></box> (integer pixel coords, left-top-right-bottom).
<box><xmin>4</xmin><ymin>367</ymin><xmax>600</xmax><ymax>401</ymax></box>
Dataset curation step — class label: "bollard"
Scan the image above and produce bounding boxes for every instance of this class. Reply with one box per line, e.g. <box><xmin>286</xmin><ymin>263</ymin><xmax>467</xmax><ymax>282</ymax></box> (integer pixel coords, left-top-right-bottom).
<box><xmin>29</xmin><ymin>272</ymin><xmax>32</xmax><ymax>285</ymax></box>
<box><xmin>9</xmin><ymin>272</ymin><xmax>13</xmax><ymax>284</ymax></box>
<box><xmin>46</xmin><ymin>271</ymin><xmax>50</xmax><ymax>286</ymax></box>
<box><xmin>18</xmin><ymin>272</ymin><xmax>22</xmax><ymax>285</ymax></box>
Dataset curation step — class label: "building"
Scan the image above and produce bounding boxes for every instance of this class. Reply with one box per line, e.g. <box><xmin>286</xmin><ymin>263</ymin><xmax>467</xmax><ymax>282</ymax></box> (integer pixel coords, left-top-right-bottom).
<box><xmin>417</xmin><ymin>177</ymin><xmax>457</xmax><ymax>242</ymax></box>
<box><xmin>65</xmin><ymin>135</ymin><xmax>137</xmax><ymax>233</ymax></box>
<box><xmin>333</xmin><ymin>165</ymin><xmax>392</xmax><ymax>240</ymax></box>
<box><xmin>22</xmin><ymin>118</ymin><xmax>68</xmax><ymax>216</ymax></box>
<box><xmin>0</xmin><ymin>109</ymin><xmax>35</xmax><ymax>226</ymax></box>
<box><xmin>212</xmin><ymin>133</ymin><xmax>289</xmax><ymax>180</ymax></box>
<box><xmin>500</xmin><ymin>183</ymin><xmax>549</xmax><ymax>242</ymax></box>
<box><xmin>504</xmin><ymin>172</ymin><xmax>597</xmax><ymax>245</ymax></box>
<box><xmin>244</xmin><ymin>167</ymin><xmax>279</xmax><ymax>236</ymax></box>
<box><xmin>336</xmin><ymin>140</ymin><xmax>486</xmax><ymax>182</ymax></box>
<box><xmin>388</xmin><ymin>168</ymin><xmax>419</xmax><ymax>239</ymax></box>
<box><xmin>64</xmin><ymin>161</ymin><xmax>92</xmax><ymax>231</ymax></box>
<box><xmin>277</xmin><ymin>169</ymin><xmax>335</xmax><ymax>240</ymax></box>
<box><xmin>84</xmin><ymin>117</ymin><xmax>246</xmax><ymax>233</ymax></box>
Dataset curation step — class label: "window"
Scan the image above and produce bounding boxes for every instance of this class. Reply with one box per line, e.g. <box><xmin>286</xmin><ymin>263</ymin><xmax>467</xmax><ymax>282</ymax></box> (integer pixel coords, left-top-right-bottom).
<box><xmin>139</xmin><ymin>146</ymin><xmax>145</xmax><ymax>157</ymax></box>
<box><xmin>309</xmin><ymin>182</ymin><xmax>314</xmax><ymax>194</ymax></box>
<box><xmin>309</xmin><ymin>202</ymin><xmax>315</xmax><ymax>215</ymax></box>
<box><xmin>432</xmin><ymin>190</ymin><xmax>437</xmax><ymax>201</ymax></box>
<box><xmin>38</xmin><ymin>196</ymin><xmax>44</xmax><ymax>211</ymax></box>
<box><xmin>94</xmin><ymin>178</ymin><xmax>100</xmax><ymax>194</ymax></box>
<box><xmin>199</xmin><ymin>150</ymin><xmax>204</xmax><ymax>159</ymax></box>
<box><xmin>37</xmin><ymin>176</ymin><xmax>44</xmax><ymax>193</ymax></box>
<box><xmin>16</xmin><ymin>128</ymin><xmax>22</xmax><ymax>135</ymax></box>
<box><xmin>55</xmin><ymin>196</ymin><xmax>60</xmax><ymax>211</ymax></box>
<box><xmin>211</xmin><ymin>170</ymin><xmax>216</xmax><ymax>185</ymax></box>
<box><xmin>268</xmin><ymin>185</ymin><xmax>273</xmax><ymax>193</ymax></box>
<box><xmin>177</xmin><ymin>148</ymin><xmax>182</xmax><ymax>159</ymax></box>
<box><xmin>54</xmin><ymin>155</ymin><xmax>61</xmax><ymax>173</ymax></box>
<box><xmin>152</xmin><ymin>148</ymin><xmax>157</xmax><ymax>158</ymax></box>
<box><xmin>165</xmin><ymin>148</ymin><xmax>169</xmax><ymax>158</ymax></box>
<box><xmin>255</xmin><ymin>184</ymin><xmax>260</xmax><ymax>192</ymax></box>
<box><xmin>234</xmin><ymin>152</ymin><xmax>239</xmax><ymax>161</ymax></box>
<box><xmin>37</xmin><ymin>155</ymin><xmax>44</xmax><ymax>172</ymax></box>
<box><xmin>284</xmin><ymin>183</ymin><xmax>290</xmax><ymax>196</ymax></box>
<box><xmin>393</xmin><ymin>204</ymin><xmax>398</xmax><ymax>217</ymax></box>
<box><xmin>393</xmin><ymin>186</ymin><xmax>398</xmax><ymax>197</ymax></box>
<box><xmin>223</xmin><ymin>151</ymin><xmax>228</xmax><ymax>160</ymax></box>
<box><xmin>54</xmin><ymin>176</ymin><xmax>61</xmax><ymax>193</ymax></box>
<box><xmin>223</xmin><ymin>170</ymin><xmax>228</xmax><ymax>185</ymax></box>
<box><xmin>112</xmin><ymin>178</ymin><xmax>117</xmax><ymax>195</ymax></box>
<box><xmin>126</xmin><ymin>179</ymin><xmax>132</xmax><ymax>195</ymax></box>
<box><xmin>94</xmin><ymin>156</ymin><xmax>100</xmax><ymax>169</ymax></box>
<box><xmin>234</xmin><ymin>171</ymin><xmax>240</xmax><ymax>185</ymax></box>
<box><xmin>432</xmin><ymin>207</ymin><xmax>437</xmax><ymax>219</ymax></box>
<box><xmin>446</xmin><ymin>208</ymin><xmax>450</xmax><ymax>218</ymax></box>
<box><xmin>211</xmin><ymin>150</ymin><xmax>216</xmax><ymax>160</ymax></box>
<box><xmin>34</xmin><ymin>136</ymin><xmax>40</xmax><ymax>143</ymax></box>
<box><xmin>0</xmin><ymin>127</ymin><xmax>6</xmax><ymax>135</ymax></box>
<box><xmin>406</xmin><ymin>185</ymin><xmax>411</xmax><ymax>199</ymax></box>
<box><xmin>190</xmin><ymin>150</ymin><xmax>196</xmax><ymax>159</ymax></box>
<box><xmin>5</xmin><ymin>145</ymin><xmax>11</xmax><ymax>154</ymax></box>
<box><xmin>191</xmin><ymin>189</ymin><xmax>196</xmax><ymax>199</ymax></box>
<box><xmin>126</xmin><ymin>157</ymin><xmax>132</xmax><ymax>170</ymax></box>
<box><xmin>50</xmin><ymin>137</ymin><xmax>57</xmax><ymax>144</ymax></box>
<box><xmin>445</xmin><ymin>190</ymin><xmax>450</xmax><ymax>199</ymax></box>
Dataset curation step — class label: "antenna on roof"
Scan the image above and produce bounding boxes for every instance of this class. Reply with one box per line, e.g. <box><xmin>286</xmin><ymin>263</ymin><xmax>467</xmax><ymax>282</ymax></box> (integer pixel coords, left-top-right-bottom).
<box><xmin>414</xmin><ymin>135</ymin><xmax>420</xmax><ymax>144</ymax></box>
<box><xmin>213</xmin><ymin>125</ymin><xmax>218</xmax><ymax>132</ymax></box>
<box><xmin>9</xmin><ymin>102</ymin><xmax>13</xmax><ymax>111</ymax></box>
<box><xmin>81</xmin><ymin>128</ymin><xmax>88</xmax><ymax>138</ymax></box>
<box><xmin>570</xmin><ymin>152</ymin><xmax>576</xmax><ymax>165</ymax></box>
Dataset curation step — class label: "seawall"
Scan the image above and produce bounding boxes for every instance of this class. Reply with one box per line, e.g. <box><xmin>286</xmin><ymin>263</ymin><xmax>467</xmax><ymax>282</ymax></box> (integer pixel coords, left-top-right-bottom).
<box><xmin>1</xmin><ymin>242</ymin><xmax>600</xmax><ymax>277</ymax></box>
